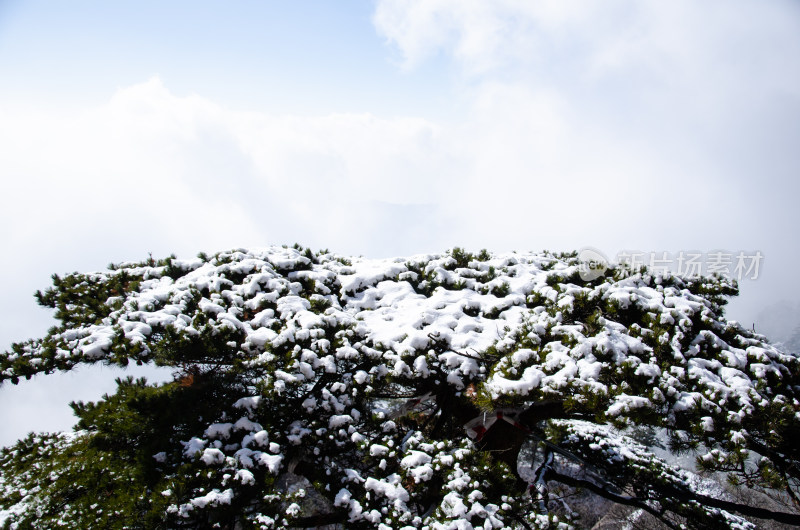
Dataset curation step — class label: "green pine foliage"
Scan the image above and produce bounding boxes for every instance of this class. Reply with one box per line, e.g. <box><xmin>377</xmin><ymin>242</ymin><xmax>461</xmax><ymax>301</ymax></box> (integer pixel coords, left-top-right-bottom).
<box><xmin>1</xmin><ymin>246</ymin><xmax>799</xmax><ymax>529</ymax></box>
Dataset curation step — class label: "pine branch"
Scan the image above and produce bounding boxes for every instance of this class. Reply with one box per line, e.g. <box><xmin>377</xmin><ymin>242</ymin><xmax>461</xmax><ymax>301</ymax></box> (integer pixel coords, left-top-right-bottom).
<box><xmin>545</xmin><ymin>468</ymin><xmax>680</xmax><ymax>530</ymax></box>
<box><xmin>658</xmin><ymin>482</ymin><xmax>800</xmax><ymax>526</ymax></box>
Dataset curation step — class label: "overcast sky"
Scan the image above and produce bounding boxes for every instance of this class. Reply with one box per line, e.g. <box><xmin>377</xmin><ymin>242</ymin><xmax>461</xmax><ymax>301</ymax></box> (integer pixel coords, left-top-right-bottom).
<box><xmin>1</xmin><ymin>0</ymin><xmax>799</xmax><ymax>446</ymax></box>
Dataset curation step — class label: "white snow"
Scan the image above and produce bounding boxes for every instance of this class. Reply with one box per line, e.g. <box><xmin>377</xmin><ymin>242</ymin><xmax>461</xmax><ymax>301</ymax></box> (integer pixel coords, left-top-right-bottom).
<box><xmin>5</xmin><ymin>246</ymin><xmax>795</xmax><ymax>529</ymax></box>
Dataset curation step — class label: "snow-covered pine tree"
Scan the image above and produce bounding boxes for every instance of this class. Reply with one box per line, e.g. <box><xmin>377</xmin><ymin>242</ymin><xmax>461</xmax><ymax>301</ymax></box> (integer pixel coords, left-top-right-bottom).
<box><xmin>1</xmin><ymin>246</ymin><xmax>799</xmax><ymax>529</ymax></box>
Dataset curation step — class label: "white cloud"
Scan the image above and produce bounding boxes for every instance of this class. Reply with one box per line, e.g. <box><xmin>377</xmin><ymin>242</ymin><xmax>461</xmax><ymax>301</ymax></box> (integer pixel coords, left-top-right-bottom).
<box><xmin>374</xmin><ymin>0</ymin><xmax>800</xmax><ymax>91</ymax></box>
<box><xmin>0</xmin><ymin>77</ymin><xmax>452</xmax><ymax>264</ymax></box>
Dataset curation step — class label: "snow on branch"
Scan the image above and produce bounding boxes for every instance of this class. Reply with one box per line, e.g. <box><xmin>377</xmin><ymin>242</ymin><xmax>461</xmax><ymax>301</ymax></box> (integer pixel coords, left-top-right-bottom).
<box><xmin>1</xmin><ymin>246</ymin><xmax>798</xmax><ymax>528</ymax></box>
